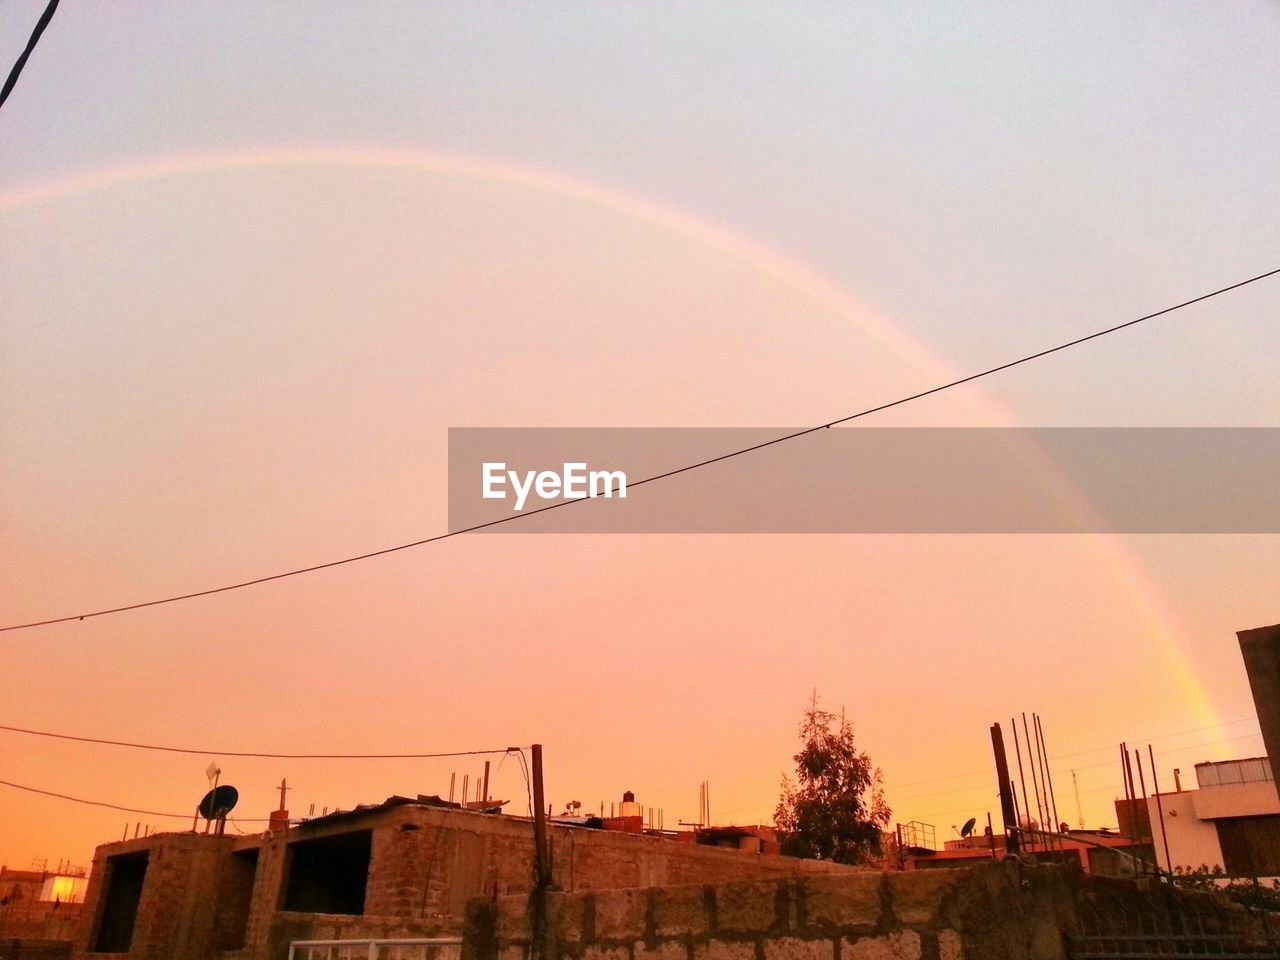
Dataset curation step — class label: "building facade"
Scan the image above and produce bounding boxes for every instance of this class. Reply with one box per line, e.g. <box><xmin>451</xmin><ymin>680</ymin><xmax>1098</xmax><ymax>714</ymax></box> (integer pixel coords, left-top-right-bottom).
<box><xmin>1146</xmin><ymin>757</ymin><xmax>1280</xmax><ymax>877</ymax></box>
<box><xmin>71</xmin><ymin>796</ymin><xmax>854</xmax><ymax>960</ymax></box>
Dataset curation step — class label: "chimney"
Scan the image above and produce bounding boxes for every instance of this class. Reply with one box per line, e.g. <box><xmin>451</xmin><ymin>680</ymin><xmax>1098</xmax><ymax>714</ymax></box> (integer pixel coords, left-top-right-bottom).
<box><xmin>269</xmin><ymin>778</ymin><xmax>291</xmax><ymax>834</ymax></box>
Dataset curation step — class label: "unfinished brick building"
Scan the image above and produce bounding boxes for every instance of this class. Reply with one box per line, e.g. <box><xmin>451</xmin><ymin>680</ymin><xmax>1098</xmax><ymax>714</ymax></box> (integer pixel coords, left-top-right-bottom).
<box><xmin>71</xmin><ymin>797</ymin><xmax>853</xmax><ymax>960</ymax></box>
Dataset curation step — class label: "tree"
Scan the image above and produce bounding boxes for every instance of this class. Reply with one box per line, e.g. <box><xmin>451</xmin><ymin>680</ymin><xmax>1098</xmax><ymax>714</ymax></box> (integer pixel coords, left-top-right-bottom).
<box><xmin>774</xmin><ymin>694</ymin><xmax>890</xmax><ymax>864</ymax></box>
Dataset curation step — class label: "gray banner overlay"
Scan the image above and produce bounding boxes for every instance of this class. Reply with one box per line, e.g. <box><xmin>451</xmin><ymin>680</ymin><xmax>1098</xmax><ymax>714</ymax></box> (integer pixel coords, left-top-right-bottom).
<box><xmin>448</xmin><ymin>428</ymin><xmax>1280</xmax><ymax>533</ymax></box>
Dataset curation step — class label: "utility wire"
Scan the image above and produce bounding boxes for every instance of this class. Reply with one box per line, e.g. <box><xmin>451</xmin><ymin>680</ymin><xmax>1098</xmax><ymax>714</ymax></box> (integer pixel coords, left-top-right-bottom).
<box><xmin>0</xmin><ymin>723</ymin><xmax>525</xmax><ymax>760</ymax></box>
<box><xmin>0</xmin><ymin>777</ymin><xmax>274</xmax><ymax>821</ymax></box>
<box><xmin>1</xmin><ymin>0</ymin><xmax>60</xmax><ymax>110</ymax></box>
<box><xmin>3</xmin><ymin>266</ymin><xmax>1277</xmax><ymax>634</ymax></box>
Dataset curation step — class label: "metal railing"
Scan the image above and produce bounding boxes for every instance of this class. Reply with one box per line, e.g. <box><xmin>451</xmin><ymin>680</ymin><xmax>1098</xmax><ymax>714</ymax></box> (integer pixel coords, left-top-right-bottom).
<box><xmin>287</xmin><ymin>937</ymin><xmax>462</xmax><ymax>960</ymax></box>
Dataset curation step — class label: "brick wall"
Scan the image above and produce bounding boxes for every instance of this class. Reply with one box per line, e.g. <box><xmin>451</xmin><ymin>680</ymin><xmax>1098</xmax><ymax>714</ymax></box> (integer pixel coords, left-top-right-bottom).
<box><xmin>73</xmin><ymin>833</ymin><xmax>236</xmax><ymax>960</ymax></box>
<box><xmin>245</xmin><ymin>804</ymin><xmax>853</xmax><ymax>939</ymax></box>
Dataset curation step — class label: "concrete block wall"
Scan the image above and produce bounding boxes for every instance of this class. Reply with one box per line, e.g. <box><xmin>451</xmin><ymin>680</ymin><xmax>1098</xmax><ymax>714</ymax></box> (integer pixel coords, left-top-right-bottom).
<box><xmin>73</xmin><ymin>833</ymin><xmax>236</xmax><ymax>960</ymax></box>
<box><xmin>465</xmin><ymin>865</ymin><xmax>1085</xmax><ymax>960</ymax></box>
<box><xmin>239</xmin><ymin>803</ymin><xmax>853</xmax><ymax>938</ymax></box>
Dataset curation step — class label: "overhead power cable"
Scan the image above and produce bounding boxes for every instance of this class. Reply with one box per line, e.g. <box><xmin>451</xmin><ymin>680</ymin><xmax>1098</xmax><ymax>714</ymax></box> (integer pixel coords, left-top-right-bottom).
<box><xmin>0</xmin><ymin>777</ymin><xmax>273</xmax><ymax>821</ymax></box>
<box><xmin>3</xmin><ymin>266</ymin><xmax>1277</xmax><ymax>634</ymax></box>
<box><xmin>0</xmin><ymin>723</ymin><xmax>524</xmax><ymax>760</ymax></box>
<box><xmin>1</xmin><ymin>0</ymin><xmax>61</xmax><ymax>110</ymax></box>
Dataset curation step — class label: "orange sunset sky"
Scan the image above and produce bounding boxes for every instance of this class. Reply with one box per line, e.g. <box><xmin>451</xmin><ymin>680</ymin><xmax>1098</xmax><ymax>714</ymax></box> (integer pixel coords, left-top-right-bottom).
<box><xmin>2</xmin><ymin>4</ymin><xmax>1279</xmax><ymax>870</ymax></box>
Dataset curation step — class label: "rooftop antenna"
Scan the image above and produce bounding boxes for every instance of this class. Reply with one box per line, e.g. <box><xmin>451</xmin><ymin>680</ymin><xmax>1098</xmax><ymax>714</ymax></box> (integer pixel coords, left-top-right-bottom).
<box><xmin>960</xmin><ymin>817</ymin><xmax>977</xmax><ymax>838</ymax></box>
<box><xmin>1071</xmin><ymin>769</ymin><xmax>1084</xmax><ymax>829</ymax></box>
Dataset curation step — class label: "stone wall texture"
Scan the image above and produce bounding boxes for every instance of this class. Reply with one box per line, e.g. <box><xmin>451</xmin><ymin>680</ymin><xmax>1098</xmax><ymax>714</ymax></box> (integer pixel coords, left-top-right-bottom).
<box><xmin>466</xmin><ymin>864</ymin><xmax>1280</xmax><ymax>960</ymax></box>
<box><xmin>465</xmin><ymin>865</ymin><xmax>1081</xmax><ymax>960</ymax></box>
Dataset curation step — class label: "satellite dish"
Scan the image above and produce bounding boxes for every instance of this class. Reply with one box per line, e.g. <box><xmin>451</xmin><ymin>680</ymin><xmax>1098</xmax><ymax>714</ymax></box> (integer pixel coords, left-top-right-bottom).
<box><xmin>198</xmin><ymin>785</ymin><xmax>239</xmax><ymax>820</ymax></box>
<box><xmin>960</xmin><ymin>817</ymin><xmax>977</xmax><ymax>838</ymax></box>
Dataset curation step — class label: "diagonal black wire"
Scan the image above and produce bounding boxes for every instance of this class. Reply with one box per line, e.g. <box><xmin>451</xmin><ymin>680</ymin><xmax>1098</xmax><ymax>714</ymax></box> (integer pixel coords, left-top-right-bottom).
<box><xmin>1</xmin><ymin>0</ymin><xmax>61</xmax><ymax>110</ymax></box>
<box><xmin>2</xmin><ymin>266</ymin><xmax>1277</xmax><ymax>634</ymax></box>
<box><xmin>0</xmin><ymin>777</ymin><xmax>275</xmax><ymax>821</ymax></box>
<box><xmin>0</xmin><ymin>722</ymin><xmax>525</xmax><ymax>760</ymax></box>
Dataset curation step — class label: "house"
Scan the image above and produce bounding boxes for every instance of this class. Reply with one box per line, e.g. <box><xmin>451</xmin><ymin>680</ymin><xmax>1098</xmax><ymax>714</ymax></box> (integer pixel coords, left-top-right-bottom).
<box><xmin>71</xmin><ymin>793</ymin><xmax>855</xmax><ymax>960</ymax></box>
<box><xmin>1145</xmin><ymin>757</ymin><xmax>1280</xmax><ymax>876</ymax></box>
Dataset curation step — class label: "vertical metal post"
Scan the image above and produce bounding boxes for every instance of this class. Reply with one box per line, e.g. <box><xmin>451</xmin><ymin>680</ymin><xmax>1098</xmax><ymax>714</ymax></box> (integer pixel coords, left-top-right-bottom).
<box><xmin>987</xmin><ymin>812</ymin><xmax>997</xmax><ymax>860</ymax></box>
<box><xmin>1012</xmin><ymin>717</ymin><xmax>1033</xmax><ymax>849</ymax></box>
<box><xmin>482</xmin><ymin>761</ymin><xmax>491</xmax><ymax>803</ymax></box>
<box><xmin>1120</xmin><ymin>742</ymin><xmax>1136</xmax><ymax>843</ymax></box>
<box><xmin>531</xmin><ymin>744</ymin><xmax>551</xmax><ymax>889</ymax></box>
<box><xmin>1133</xmin><ymin>749</ymin><xmax>1152</xmax><ymax>875</ymax></box>
<box><xmin>1022</xmin><ymin>713</ymin><xmax>1046</xmax><ymax>843</ymax></box>
<box><xmin>1010</xmin><ymin>779</ymin><xmax>1022</xmax><ymax>846</ymax></box>
<box><xmin>1134</xmin><ymin>751</ymin><xmax>1151</xmax><ymax>837</ymax></box>
<box><xmin>449</xmin><ymin>772</ymin><xmax>456</xmax><ymax>804</ymax></box>
<box><xmin>990</xmin><ymin>723</ymin><xmax>1019</xmax><ymax>855</ymax></box>
<box><xmin>1148</xmin><ymin>744</ymin><xmax>1172</xmax><ymax>873</ymax></box>
<box><xmin>1035</xmin><ymin>714</ymin><xmax>1060</xmax><ymax>843</ymax></box>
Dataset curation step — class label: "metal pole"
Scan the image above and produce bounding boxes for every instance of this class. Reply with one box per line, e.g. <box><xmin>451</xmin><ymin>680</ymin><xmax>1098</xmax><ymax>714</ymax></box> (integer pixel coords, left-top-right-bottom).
<box><xmin>1134</xmin><ymin>749</ymin><xmax>1152</xmax><ymax>873</ymax></box>
<box><xmin>482</xmin><ymin>761</ymin><xmax>491</xmax><ymax>803</ymax></box>
<box><xmin>1022</xmin><ymin>713</ymin><xmax>1046</xmax><ymax>845</ymax></box>
<box><xmin>1148</xmin><ymin>744</ymin><xmax>1173</xmax><ymax>874</ymax></box>
<box><xmin>1012</xmin><ymin>718</ymin><xmax>1033</xmax><ymax>850</ymax></box>
<box><xmin>1010</xmin><ymin>779</ymin><xmax>1022</xmax><ymax>849</ymax></box>
<box><xmin>1029</xmin><ymin>716</ymin><xmax>1051</xmax><ymax>850</ymax></box>
<box><xmin>1035</xmin><ymin>714</ymin><xmax>1061</xmax><ymax>845</ymax></box>
<box><xmin>531</xmin><ymin>745</ymin><xmax>551</xmax><ymax>889</ymax></box>
<box><xmin>1121</xmin><ymin>742</ymin><xmax>1137</xmax><ymax>843</ymax></box>
<box><xmin>987</xmin><ymin>812</ymin><xmax>997</xmax><ymax>860</ymax></box>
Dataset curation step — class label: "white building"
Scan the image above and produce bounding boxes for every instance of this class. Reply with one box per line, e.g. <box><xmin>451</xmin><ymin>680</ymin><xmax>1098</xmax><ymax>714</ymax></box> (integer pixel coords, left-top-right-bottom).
<box><xmin>1146</xmin><ymin>757</ymin><xmax>1280</xmax><ymax>876</ymax></box>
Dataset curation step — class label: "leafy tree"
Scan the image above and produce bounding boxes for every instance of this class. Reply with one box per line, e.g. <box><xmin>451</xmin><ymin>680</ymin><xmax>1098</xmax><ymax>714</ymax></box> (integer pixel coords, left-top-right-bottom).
<box><xmin>774</xmin><ymin>694</ymin><xmax>890</xmax><ymax>864</ymax></box>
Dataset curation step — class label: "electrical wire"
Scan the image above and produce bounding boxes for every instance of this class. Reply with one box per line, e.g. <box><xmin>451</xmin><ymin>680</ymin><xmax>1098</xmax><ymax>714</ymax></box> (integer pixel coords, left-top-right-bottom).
<box><xmin>4</xmin><ymin>266</ymin><xmax>1277</xmax><ymax>635</ymax></box>
<box><xmin>516</xmin><ymin>747</ymin><xmax>534</xmax><ymax>818</ymax></box>
<box><xmin>0</xmin><ymin>723</ymin><xmax>526</xmax><ymax>760</ymax></box>
<box><xmin>0</xmin><ymin>777</ymin><xmax>273</xmax><ymax>821</ymax></box>
<box><xmin>1</xmin><ymin>0</ymin><xmax>60</xmax><ymax>110</ymax></box>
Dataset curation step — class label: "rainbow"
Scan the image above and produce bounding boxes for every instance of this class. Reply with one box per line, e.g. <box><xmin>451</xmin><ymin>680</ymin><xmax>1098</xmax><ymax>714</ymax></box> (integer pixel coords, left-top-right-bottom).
<box><xmin>0</xmin><ymin>144</ymin><xmax>1225</xmax><ymax>739</ymax></box>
